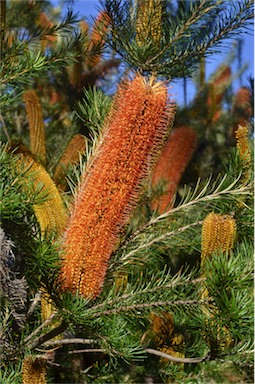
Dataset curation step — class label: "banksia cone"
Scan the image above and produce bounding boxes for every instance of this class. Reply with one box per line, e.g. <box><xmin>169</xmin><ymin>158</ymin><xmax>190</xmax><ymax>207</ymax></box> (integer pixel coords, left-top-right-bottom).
<box><xmin>151</xmin><ymin>126</ymin><xmax>197</xmax><ymax>213</ymax></box>
<box><xmin>136</xmin><ymin>0</ymin><xmax>162</xmax><ymax>47</ymax></box>
<box><xmin>23</xmin><ymin>90</ymin><xmax>46</xmax><ymax>165</ymax></box>
<box><xmin>53</xmin><ymin>134</ymin><xmax>87</xmax><ymax>191</ymax></box>
<box><xmin>235</xmin><ymin>124</ymin><xmax>251</xmax><ymax>184</ymax></box>
<box><xmin>201</xmin><ymin>212</ymin><xmax>236</xmax><ymax>265</ymax></box>
<box><xmin>22</xmin><ymin>356</ymin><xmax>47</xmax><ymax>384</ymax></box>
<box><xmin>61</xmin><ymin>74</ymin><xmax>175</xmax><ymax>298</ymax></box>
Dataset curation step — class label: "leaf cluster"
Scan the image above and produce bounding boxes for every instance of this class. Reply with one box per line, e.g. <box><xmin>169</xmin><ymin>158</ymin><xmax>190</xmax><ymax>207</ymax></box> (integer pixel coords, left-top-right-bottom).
<box><xmin>102</xmin><ymin>0</ymin><xmax>254</xmax><ymax>78</ymax></box>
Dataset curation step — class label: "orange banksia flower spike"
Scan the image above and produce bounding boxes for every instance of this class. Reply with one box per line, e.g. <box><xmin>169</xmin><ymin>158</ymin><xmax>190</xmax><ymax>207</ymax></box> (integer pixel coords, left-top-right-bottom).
<box><xmin>151</xmin><ymin>126</ymin><xmax>197</xmax><ymax>213</ymax></box>
<box><xmin>22</xmin><ymin>356</ymin><xmax>47</xmax><ymax>384</ymax></box>
<box><xmin>235</xmin><ymin>124</ymin><xmax>252</xmax><ymax>184</ymax></box>
<box><xmin>232</xmin><ymin>87</ymin><xmax>253</xmax><ymax>135</ymax></box>
<box><xmin>136</xmin><ymin>0</ymin><xmax>162</xmax><ymax>47</ymax></box>
<box><xmin>60</xmin><ymin>74</ymin><xmax>176</xmax><ymax>298</ymax></box>
<box><xmin>37</xmin><ymin>12</ymin><xmax>57</xmax><ymax>50</ymax></box>
<box><xmin>23</xmin><ymin>90</ymin><xmax>46</xmax><ymax>165</ymax></box>
<box><xmin>201</xmin><ymin>212</ymin><xmax>236</xmax><ymax>265</ymax></box>
<box><xmin>86</xmin><ymin>11</ymin><xmax>110</xmax><ymax>67</ymax></box>
<box><xmin>53</xmin><ymin>134</ymin><xmax>87</xmax><ymax>191</ymax></box>
<box><xmin>207</xmin><ymin>65</ymin><xmax>231</xmax><ymax>121</ymax></box>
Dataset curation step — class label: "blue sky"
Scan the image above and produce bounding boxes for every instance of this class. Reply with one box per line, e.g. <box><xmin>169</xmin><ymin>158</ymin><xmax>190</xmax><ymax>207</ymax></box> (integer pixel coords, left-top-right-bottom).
<box><xmin>55</xmin><ymin>0</ymin><xmax>254</xmax><ymax>105</ymax></box>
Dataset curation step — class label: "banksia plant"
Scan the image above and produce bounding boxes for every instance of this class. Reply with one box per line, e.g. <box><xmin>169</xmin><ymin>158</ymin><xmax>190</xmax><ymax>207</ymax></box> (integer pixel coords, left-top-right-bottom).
<box><xmin>201</xmin><ymin>212</ymin><xmax>236</xmax><ymax>265</ymax></box>
<box><xmin>151</xmin><ymin>126</ymin><xmax>197</xmax><ymax>213</ymax></box>
<box><xmin>53</xmin><ymin>134</ymin><xmax>87</xmax><ymax>191</ymax></box>
<box><xmin>22</xmin><ymin>356</ymin><xmax>47</xmax><ymax>384</ymax></box>
<box><xmin>136</xmin><ymin>0</ymin><xmax>162</xmax><ymax>47</ymax></box>
<box><xmin>60</xmin><ymin>74</ymin><xmax>176</xmax><ymax>298</ymax></box>
<box><xmin>23</xmin><ymin>90</ymin><xmax>46</xmax><ymax>165</ymax></box>
<box><xmin>2</xmin><ymin>1</ymin><xmax>254</xmax><ymax>382</ymax></box>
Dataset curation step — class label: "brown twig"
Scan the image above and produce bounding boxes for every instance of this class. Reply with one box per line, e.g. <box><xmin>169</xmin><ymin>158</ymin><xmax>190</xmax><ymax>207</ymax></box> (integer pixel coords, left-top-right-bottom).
<box><xmin>23</xmin><ymin>312</ymin><xmax>57</xmax><ymax>346</ymax></box>
<box><xmin>29</xmin><ymin>321</ymin><xmax>68</xmax><ymax>350</ymax></box>
<box><xmin>90</xmin><ymin>276</ymin><xmax>206</xmax><ymax>314</ymax></box>
<box><xmin>26</xmin><ymin>292</ymin><xmax>41</xmax><ymax>319</ymax></box>
<box><xmin>41</xmin><ymin>338</ymin><xmax>97</xmax><ymax>347</ymax></box>
<box><xmin>91</xmin><ymin>299</ymin><xmax>211</xmax><ymax>318</ymax></box>
<box><xmin>68</xmin><ymin>349</ymin><xmax>104</xmax><ymax>355</ymax></box>
<box><xmin>145</xmin><ymin>348</ymin><xmax>210</xmax><ymax>364</ymax></box>
<box><xmin>0</xmin><ymin>113</ymin><xmax>11</xmax><ymax>141</ymax></box>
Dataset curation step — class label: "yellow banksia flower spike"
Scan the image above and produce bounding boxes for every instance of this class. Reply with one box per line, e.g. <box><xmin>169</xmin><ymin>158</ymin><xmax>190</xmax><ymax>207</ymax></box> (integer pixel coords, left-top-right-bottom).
<box><xmin>143</xmin><ymin>312</ymin><xmax>185</xmax><ymax>365</ymax></box>
<box><xmin>22</xmin><ymin>356</ymin><xmax>47</xmax><ymax>384</ymax></box>
<box><xmin>151</xmin><ymin>126</ymin><xmax>197</xmax><ymax>213</ymax></box>
<box><xmin>53</xmin><ymin>134</ymin><xmax>87</xmax><ymax>191</ymax></box>
<box><xmin>29</xmin><ymin>160</ymin><xmax>67</xmax><ymax>235</ymax></box>
<box><xmin>60</xmin><ymin>74</ymin><xmax>176</xmax><ymax>298</ymax></box>
<box><xmin>41</xmin><ymin>288</ymin><xmax>52</xmax><ymax>321</ymax></box>
<box><xmin>136</xmin><ymin>0</ymin><xmax>162</xmax><ymax>47</ymax></box>
<box><xmin>12</xmin><ymin>145</ymin><xmax>67</xmax><ymax>235</ymax></box>
<box><xmin>201</xmin><ymin>212</ymin><xmax>236</xmax><ymax>265</ymax></box>
<box><xmin>201</xmin><ymin>213</ymin><xmax>236</xmax><ymax>352</ymax></box>
<box><xmin>18</xmin><ymin>150</ymin><xmax>67</xmax><ymax>324</ymax></box>
<box><xmin>150</xmin><ymin>312</ymin><xmax>175</xmax><ymax>347</ymax></box>
<box><xmin>23</xmin><ymin>90</ymin><xmax>46</xmax><ymax>165</ymax></box>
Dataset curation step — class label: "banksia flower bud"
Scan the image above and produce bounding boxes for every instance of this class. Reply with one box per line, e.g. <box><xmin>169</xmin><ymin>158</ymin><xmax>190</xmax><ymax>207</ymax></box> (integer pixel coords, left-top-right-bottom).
<box><xmin>151</xmin><ymin>126</ymin><xmax>197</xmax><ymax>213</ymax></box>
<box><xmin>201</xmin><ymin>212</ymin><xmax>236</xmax><ymax>264</ymax></box>
<box><xmin>61</xmin><ymin>74</ymin><xmax>176</xmax><ymax>298</ymax></box>
<box><xmin>23</xmin><ymin>90</ymin><xmax>46</xmax><ymax>165</ymax></box>
<box><xmin>235</xmin><ymin>124</ymin><xmax>251</xmax><ymax>184</ymax></box>
<box><xmin>136</xmin><ymin>0</ymin><xmax>162</xmax><ymax>47</ymax></box>
<box><xmin>22</xmin><ymin>356</ymin><xmax>47</xmax><ymax>384</ymax></box>
<box><xmin>53</xmin><ymin>134</ymin><xmax>87</xmax><ymax>191</ymax></box>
